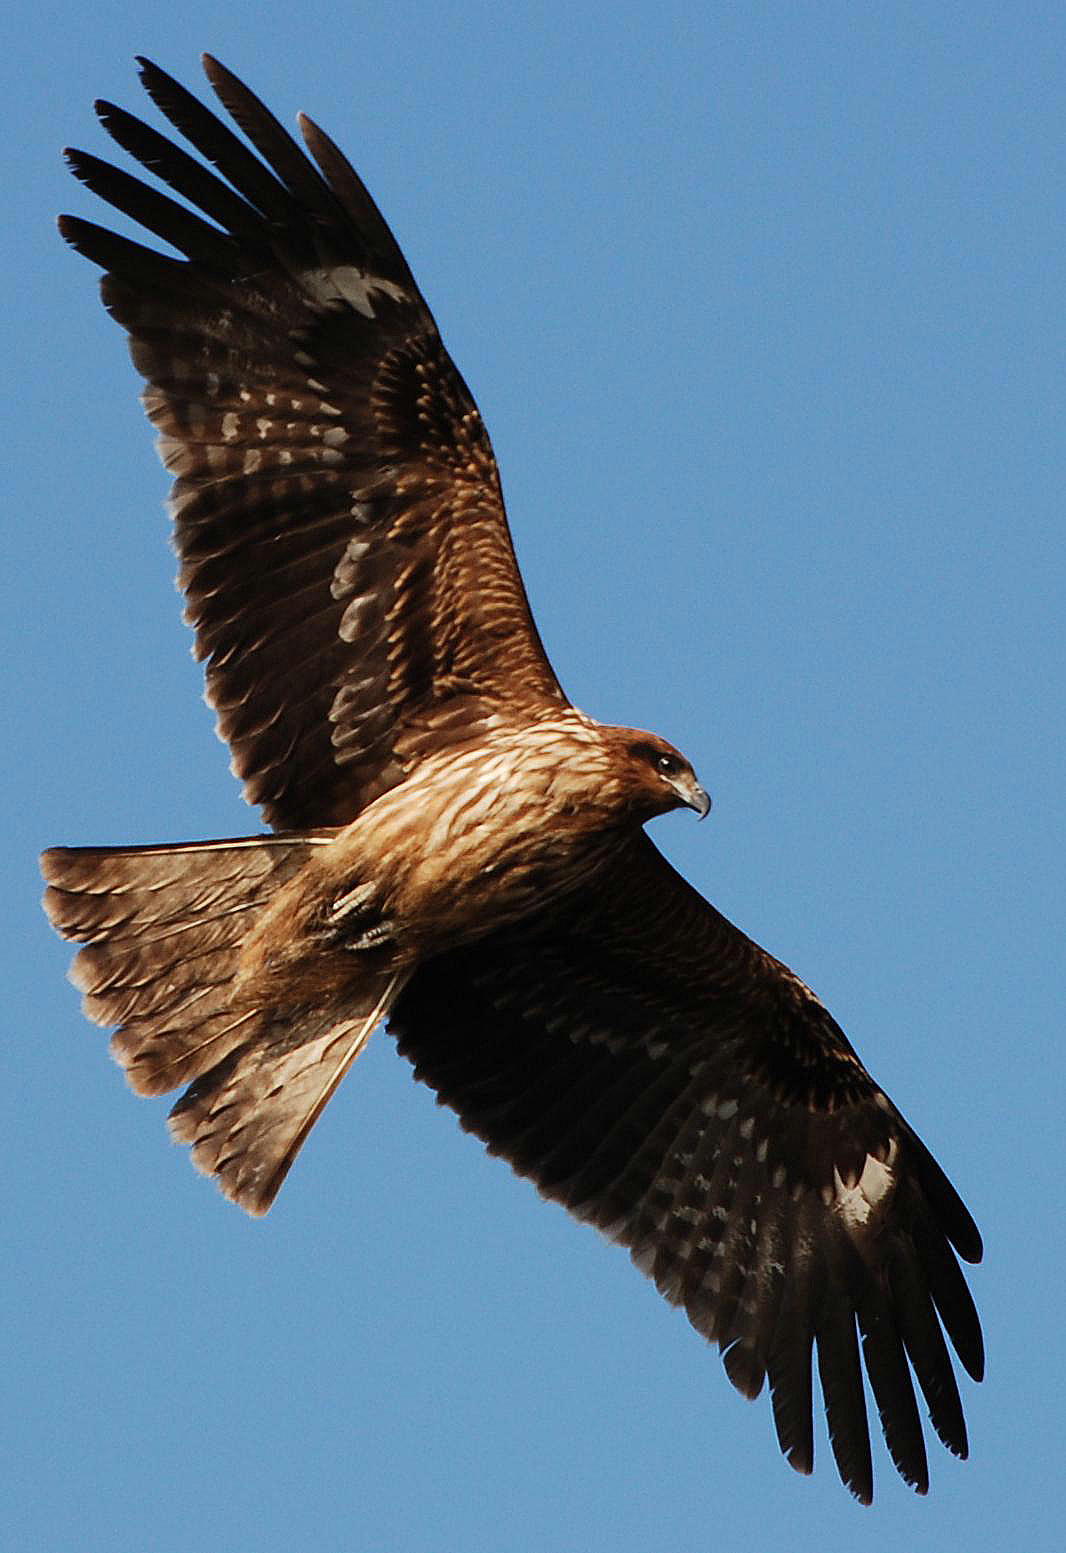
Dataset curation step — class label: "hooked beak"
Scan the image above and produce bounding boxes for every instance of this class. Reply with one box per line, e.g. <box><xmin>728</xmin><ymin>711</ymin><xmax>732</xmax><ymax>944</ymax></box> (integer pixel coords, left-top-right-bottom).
<box><xmin>677</xmin><ymin>777</ymin><xmax>712</xmax><ymax>820</ymax></box>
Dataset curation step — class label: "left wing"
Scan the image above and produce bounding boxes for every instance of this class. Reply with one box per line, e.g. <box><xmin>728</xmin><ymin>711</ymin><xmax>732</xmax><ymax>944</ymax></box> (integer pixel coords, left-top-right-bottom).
<box><xmin>62</xmin><ymin>57</ymin><xmax>567</xmax><ymax>830</ymax></box>
<box><xmin>390</xmin><ymin>833</ymin><xmax>983</xmax><ymax>1503</ymax></box>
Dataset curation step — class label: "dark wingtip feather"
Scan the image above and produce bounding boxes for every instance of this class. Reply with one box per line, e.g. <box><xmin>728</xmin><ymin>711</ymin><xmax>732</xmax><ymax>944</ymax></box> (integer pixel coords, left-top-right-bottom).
<box><xmin>200</xmin><ymin>54</ymin><xmax>228</xmax><ymax>96</ymax></box>
<box><xmin>918</xmin><ymin>1220</ymin><xmax>985</xmax><ymax>1383</ymax></box>
<box><xmin>816</xmin><ymin>1300</ymin><xmax>874</xmax><ymax>1504</ymax></box>
<box><xmin>57</xmin><ymin>210</ymin><xmax>187</xmax><ymax>282</ymax></box>
<box><xmin>784</xmin><ymin>1441</ymin><xmax>814</xmax><ymax>1477</ymax></box>
<box><xmin>57</xmin><ymin>210</ymin><xmax>115</xmax><ymax>261</ymax></box>
<box><xmin>908</xmin><ymin>1127</ymin><xmax>983</xmax><ymax>1264</ymax></box>
<box><xmin>92</xmin><ymin>96</ymin><xmax>127</xmax><ymax>132</ymax></box>
<box><xmin>721</xmin><ymin>1340</ymin><xmax>766</xmax><ymax>1401</ymax></box>
<box><xmin>198</xmin><ymin>52</ymin><xmax>338</xmax><ymax>222</ymax></box>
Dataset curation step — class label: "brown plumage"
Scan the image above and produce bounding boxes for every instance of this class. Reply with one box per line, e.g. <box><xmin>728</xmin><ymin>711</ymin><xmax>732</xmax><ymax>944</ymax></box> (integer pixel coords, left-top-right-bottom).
<box><xmin>42</xmin><ymin>56</ymin><xmax>982</xmax><ymax>1504</ymax></box>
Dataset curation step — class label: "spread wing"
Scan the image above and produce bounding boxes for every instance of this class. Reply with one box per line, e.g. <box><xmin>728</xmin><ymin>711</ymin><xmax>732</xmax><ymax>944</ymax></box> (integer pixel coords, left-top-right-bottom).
<box><xmin>61</xmin><ymin>56</ymin><xmax>566</xmax><ymax>830</ymax></box>
<box><xmin>390</xmin><ymin>833</ymin><xmax>983</xmax><ymax>1504</ymax></box>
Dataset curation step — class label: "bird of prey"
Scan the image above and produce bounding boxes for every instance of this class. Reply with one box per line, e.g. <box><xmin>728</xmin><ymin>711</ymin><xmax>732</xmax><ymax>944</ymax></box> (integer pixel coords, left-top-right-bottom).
<box><xmin>42</xmin><ymin>56</ymin><xmax>982</xmax><ymax>1504</ymax></box>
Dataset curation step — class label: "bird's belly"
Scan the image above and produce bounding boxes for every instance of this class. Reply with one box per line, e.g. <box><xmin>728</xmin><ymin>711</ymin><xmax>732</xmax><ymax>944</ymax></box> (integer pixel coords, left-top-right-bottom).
<box><xmin>365</xmin><ymin>811</ymin><xmax>612</xmax><ymax>953</ymax></box>
<box><xmin>330</xmin><ymin>771</ymin><xmax>618</xmax><ymax>956</ymax></box>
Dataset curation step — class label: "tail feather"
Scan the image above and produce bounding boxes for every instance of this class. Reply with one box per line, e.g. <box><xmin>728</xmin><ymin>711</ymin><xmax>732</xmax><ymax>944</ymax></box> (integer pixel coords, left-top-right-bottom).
<box><xmin>42</xmin><ymin>835</ymin><xmax>320</xmax><ymax>1096</ymax></box>
<box><xmin>169</xmin><ymin>972</ymin><xmax>407</xmax><ymax>1215</ymax></box>
<box><xmin>114</xmin><ymin>1004</ymin><xmax>262</xmax><ymax>1096</ymax></box>
<box><xmin>41</xmin><ymin>833</ymin><xmax>403</xmax><ymax>1213</ymax></box>
<box><xmin>42</xmin><ymin>836</ymin><xmax>313</xmax><ymax>942</ymax></box>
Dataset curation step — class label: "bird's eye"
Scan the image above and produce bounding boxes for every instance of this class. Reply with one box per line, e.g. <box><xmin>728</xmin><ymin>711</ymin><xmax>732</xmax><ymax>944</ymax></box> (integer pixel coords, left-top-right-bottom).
<box><xmin>656</xmin><ymin>754</ymin><xmax>679</xmax><ymax>776</ymax></box>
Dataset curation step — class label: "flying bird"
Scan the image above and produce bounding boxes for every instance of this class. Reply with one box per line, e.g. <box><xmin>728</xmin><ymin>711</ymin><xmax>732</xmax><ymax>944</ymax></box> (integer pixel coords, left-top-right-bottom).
<box><xmin>42</xmin><ymin>56</ymin><xmax>983</xmax><ymax>1504</ymax></box>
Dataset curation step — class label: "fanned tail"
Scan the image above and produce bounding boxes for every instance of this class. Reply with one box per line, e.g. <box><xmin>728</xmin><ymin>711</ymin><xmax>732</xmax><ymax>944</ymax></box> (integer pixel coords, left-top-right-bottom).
<box><xmin>41</xmin><ymin>835</ymin><xmax>402</xmax><ymax>1213</ymax></box>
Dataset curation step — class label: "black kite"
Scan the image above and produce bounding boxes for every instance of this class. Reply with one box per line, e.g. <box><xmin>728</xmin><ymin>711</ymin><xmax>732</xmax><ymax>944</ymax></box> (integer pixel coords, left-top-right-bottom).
<box><xmin>42</xmin><ymin>57</ymin><xmax>982</xmax><ymax>1503</ymax></box>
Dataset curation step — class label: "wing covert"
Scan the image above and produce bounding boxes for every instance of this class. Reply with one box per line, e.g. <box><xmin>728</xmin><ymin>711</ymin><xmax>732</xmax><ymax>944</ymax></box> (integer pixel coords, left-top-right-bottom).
<box><xmin>391</xmin><ymin>833</ymin><xmax>983</xmax><ymax>1503</ymax></box>
<box><xmin>61</xmin><ymin>56</ymin><xmax>566</xmax><ymax>829</ymax></box>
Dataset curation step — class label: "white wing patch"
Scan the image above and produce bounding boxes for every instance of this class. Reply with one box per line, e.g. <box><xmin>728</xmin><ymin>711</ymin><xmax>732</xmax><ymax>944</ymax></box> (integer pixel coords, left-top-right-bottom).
<box><xmin>301</xmin><ymin>265</ymin><xmax>410</xmax><ymax>318</ymax></box>
<box><xmin>831</xmin><ymin>1139</ymin><xmax>899</xmax><ymax>1232</ymax></box>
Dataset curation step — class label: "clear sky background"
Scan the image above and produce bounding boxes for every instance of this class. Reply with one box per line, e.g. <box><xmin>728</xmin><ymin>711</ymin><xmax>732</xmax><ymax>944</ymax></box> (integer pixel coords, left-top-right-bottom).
<box><xmin>6</xmin><ymin>3</ymin><xmax>1064</xmax><ymax>1549</ymax></box>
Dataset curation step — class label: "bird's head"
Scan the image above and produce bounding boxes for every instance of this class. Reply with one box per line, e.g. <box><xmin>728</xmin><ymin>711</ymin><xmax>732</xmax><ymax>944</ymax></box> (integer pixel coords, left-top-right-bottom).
<box><xmin>611</xmin><ymin>729</ymin><xmax>711</xmax><ymax>822</ymax></box>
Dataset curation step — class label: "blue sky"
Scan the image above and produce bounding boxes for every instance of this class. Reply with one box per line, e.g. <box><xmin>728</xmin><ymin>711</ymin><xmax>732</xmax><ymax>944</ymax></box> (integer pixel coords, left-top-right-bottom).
<box><xmin>7</xmin><ymin>3</ymin><xmax>1064</xmax><ymax>1548</ymax></box>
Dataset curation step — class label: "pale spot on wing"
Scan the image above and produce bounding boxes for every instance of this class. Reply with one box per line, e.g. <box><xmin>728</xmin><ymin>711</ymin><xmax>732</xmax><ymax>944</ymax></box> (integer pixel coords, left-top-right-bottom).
<box><xmin>300</xmin><ymin>265</ymin><xmax>410</xmax><ymax>317</ymax></box>
<box><xmin>331</xmin><ymin>538</ymin><xmax>373</xmax><ymax>600</ymax></box>
<box><xmin>338</xmin><ymin>594</ymin><xmax>378</xmax><ymax>643</ymax></box>
<box><xmin>831</xmin><ymin>1139</ymin><xmax>899</xmax><ymax>1231</ymax></box>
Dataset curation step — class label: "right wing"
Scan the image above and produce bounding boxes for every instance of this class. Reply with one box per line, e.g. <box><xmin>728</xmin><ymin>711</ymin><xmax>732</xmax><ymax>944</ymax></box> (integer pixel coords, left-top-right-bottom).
<box><xmin>62</xmin><ymin>56</ymin><xmax>567</xmax><ymax>831</ymax></box>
